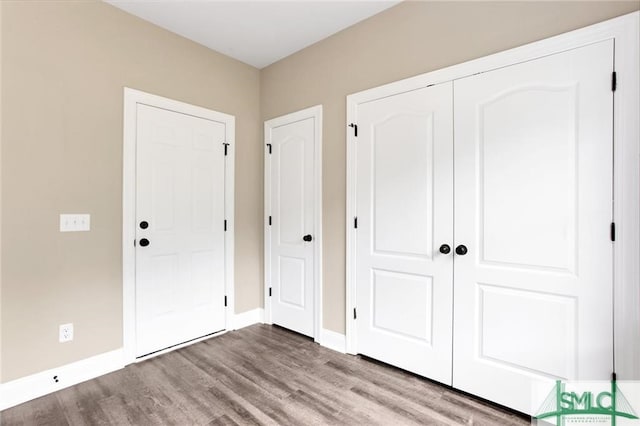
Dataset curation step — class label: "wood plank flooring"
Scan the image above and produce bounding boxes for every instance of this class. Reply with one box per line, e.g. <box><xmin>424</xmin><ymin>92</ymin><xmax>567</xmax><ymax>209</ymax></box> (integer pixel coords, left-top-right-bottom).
<box><xmin>1</xmin><ymin>324</ymin><xmax>529</xmax><ymax>425</ymax></box>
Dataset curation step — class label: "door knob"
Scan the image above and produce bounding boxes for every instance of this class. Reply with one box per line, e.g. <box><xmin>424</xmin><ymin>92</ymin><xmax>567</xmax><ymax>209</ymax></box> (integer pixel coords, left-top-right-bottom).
<box><xmin>139</xmin><ymin>238</ymin><xmax>150</xmax><ymax>247</ymax></box>
<box><xmin>455</xmin><ymin>245</ymin><xmax>468</xmax><ymax>255</ymax></box>
<box><xmin>439</xmin><ymin>244</ymin><xmax>451</xmax><ymax>254</ymax></box>
<box><xmin>140</xmin><ymin>221</ymin><xmax>149</xmax><ymax>229</ymax></box>
<box><xmin>303</xmin><ymin>234</ymin><xmax>313</xmax><ymax>242</ymax></box>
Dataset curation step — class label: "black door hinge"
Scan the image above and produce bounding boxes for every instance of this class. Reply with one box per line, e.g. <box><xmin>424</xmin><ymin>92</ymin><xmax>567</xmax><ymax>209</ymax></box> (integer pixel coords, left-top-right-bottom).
<box><xmin>266</xmin><ymin>143</ymin><xmax>272</xmax><ymax>154</ymax></box>
<box><xmin>224</xmin><ymin>296</ymin><xmax>228</xmax><ymax>307</ymax></box>
<box><xmin>269</xmin><ymin>287</ymin><xmax>272</xmax><ymax>297</ymax></box>
<box><xmin>134</xmin><ymin>239</ymin><xmax>136</xmax><ymax>247</ymax></box>
<box><xmin>612</xmin><ymin>72</ymin><xmax>617</xmax><ymax>92</ymax></box>
<box><xmin>349</xmin><ymin>123</ymin><xmax>358</xmax><ymax>137</ymax></box>
<box><xmin>353</xmin><ymin>308</ymin><xmax>357</xmax><ymax>319</ymax></box>
<box><xmin>224</xmin><ymin>220</ymin><xmax>228</xmax><ymax>232</ymax></box>
<box><xmin>268</xmin><ymin>216</ymin><xmax>272</xmax><ymax>226</ymax></box>
<box><xmin>354</xmin><ymin>217</ymin><xmax>358</xmax><ymax>229</ymax></box>
<box><xmin>611</xmin><ymin>222</ymin><xmax>616</xmax><ymax>241</ymax></box>
<box><xmin>223</xmin><ymin>143</ymin><xmax>230</xmax><ymax>156</ymax></box>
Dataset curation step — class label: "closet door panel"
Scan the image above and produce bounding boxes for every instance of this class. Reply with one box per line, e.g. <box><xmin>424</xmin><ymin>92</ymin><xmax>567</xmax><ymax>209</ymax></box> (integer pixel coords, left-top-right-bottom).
<box><xmin>355</xmin><ymin>82</ymin><xmax>454</xmax><ymax>384</ymax></box>
<box><xmin>452</xmin><ymin>40</ymin><xmax>614</xmax><ymax>414</ymax></box>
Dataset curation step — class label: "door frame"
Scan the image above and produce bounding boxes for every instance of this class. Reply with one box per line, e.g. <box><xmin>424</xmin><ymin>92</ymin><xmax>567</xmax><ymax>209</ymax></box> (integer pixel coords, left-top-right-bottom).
<box><xmin>122</xmin><ymin>88</ymin><xmax>235</xmax><ymax>364</ymax></box>
<box><xmin>345</xmin><ymin>12</ymin><xmax>640</xmax><ymax>379</ymax></box>
<box><xmin>264</xmin><ymin>105</ymin><xmax>323</xmax><ymax>343</ymax></box>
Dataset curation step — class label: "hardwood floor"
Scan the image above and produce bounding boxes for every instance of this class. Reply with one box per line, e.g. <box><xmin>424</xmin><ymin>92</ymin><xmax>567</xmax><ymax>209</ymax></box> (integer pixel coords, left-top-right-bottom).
<box><xmin>1</xmin><ymin>324</ymin><xmax>528</xmax><ymax>425</ymax></box>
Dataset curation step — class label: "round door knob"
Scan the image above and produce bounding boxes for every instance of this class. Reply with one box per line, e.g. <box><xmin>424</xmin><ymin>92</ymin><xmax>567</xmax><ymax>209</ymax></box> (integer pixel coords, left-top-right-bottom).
<box><xmin>140</xmin><ymin>221</ymin><xmax>149</xmax><ymax>229</ymax></box>
<box><xmin>455</xmin><ymin>245</ymin><xmax>468</xmax><ymax>255</ymax></box>
<box><xmin>303</xmin><ymin>234</ymin><xmax>313</xmax><ymax>242</ymax></box>
<box><xmin>139</xmin><ymin>238</ymin><xmax>150</xmax><ymax>247</ymax></box>
<box><xmin>439</xmin><ymin>244</ymin><xmax>451</xmax><ymax>254</ymax></box>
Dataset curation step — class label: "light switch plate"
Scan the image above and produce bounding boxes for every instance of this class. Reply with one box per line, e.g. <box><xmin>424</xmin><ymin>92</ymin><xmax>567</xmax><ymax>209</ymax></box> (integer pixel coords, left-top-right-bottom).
<box><xmin>60</xmin><ymin>214</ymin><xmax>91</xmax><ymax>232</ymax></box>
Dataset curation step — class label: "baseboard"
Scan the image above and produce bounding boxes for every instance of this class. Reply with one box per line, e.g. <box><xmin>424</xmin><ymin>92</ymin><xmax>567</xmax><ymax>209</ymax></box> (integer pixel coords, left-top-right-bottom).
<box><xmin>320</xmin><ymin>328</ymin><xmax>346</xmax><ymax>353</ymax></box>
<box><xmin>233</xmin><ymin>308</ymin><xmax>264</xmax><ymax>330</ymax></box>
<box><xmin>0</xmin><ymin>349</ymin><xmax>124</xmax><ymax>411</ymax></box>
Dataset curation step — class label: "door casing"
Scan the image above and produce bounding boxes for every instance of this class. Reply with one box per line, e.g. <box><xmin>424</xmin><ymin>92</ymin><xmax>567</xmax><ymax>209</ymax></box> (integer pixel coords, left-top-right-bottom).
<box><xmin>264</xmin><ymin>105</ymin><xmax>323</xmax><ymax>342</ymax></box>
<box><xmin>346</xmin><ymin>12</ymin><xmax>640</xmax><ymax>380</ymax></box>
<box><xmin>122</xmin><ymin>88</ymin><xmax>235</xmax><ymax>365</ymax></box>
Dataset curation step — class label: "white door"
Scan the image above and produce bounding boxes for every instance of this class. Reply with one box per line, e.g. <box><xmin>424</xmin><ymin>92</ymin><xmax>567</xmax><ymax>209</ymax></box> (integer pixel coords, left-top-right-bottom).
<box><xmin>135</xmin><ymin>104</ymin><xmax>227</xmax><ymax>357</ymax></box>
<box><xmin>265</xmin><ymin>107</ymin><xmax>321</xmax><ymax>338</ymax></box>
<box><xmin>354</xmin><ymin>83</ymin><xmax>454</xmax><ymax>384</ymax></box>
<box><xmin>453</xmin><ymin>40</ymin><xmax>614</xmax><ymax>414</ymax></box>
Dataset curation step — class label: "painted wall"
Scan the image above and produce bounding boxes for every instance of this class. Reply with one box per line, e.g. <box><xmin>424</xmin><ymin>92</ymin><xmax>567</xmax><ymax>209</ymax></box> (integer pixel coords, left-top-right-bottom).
<box><xmin>260</xmin><ymin>1</ymin><xmax>640</xmax><ymax>334</ymax></box>
<box><xmin>0</xmin><ymin>1</ymin><xmax>261</xmax><ymax>382</ymax></box>
<box><xmin>1</xmin><ymin>0</ymin><xmax>638</xmax><ymax>385</ymax></box>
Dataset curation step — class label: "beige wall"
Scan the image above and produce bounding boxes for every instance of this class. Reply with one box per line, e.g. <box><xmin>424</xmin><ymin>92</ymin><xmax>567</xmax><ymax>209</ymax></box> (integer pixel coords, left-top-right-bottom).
<box><xmin>1</xmin><ymin>0</ymin><xmax>638</xmax><ymax>385</ymax></box>
<box><xmin>260</xmin><ymin>1</ymin><xmax>640</xmax><ymax>334</ymax></box>
<box><xmin>0</xmin><ymin>1</ymin><xmax>261</xmax><ymax>382</ymax></box>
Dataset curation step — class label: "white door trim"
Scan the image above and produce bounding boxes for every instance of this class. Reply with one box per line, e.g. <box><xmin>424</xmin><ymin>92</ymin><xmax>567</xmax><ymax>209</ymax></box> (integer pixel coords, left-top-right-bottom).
<box><xmin>346</xmin><ymin>11</ymin><xmax>640</xmax><ymax>380</ymax></box>
<box><xmin>264</xmin><ymin>105</ymin><xmax>323</xmax><ymax>343</ymax></box>
<box><xmin>122</xmin><ymin>88</ymin><xmax>235</xmax><ymax>365</ymax></box>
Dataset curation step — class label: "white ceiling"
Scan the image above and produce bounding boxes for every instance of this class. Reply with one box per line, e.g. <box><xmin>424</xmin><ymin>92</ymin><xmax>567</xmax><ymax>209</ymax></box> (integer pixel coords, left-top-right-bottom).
<box><xmin>106</xmin><ymin>1</ymin><xmax>401</xmax><ymax>69</ymax></box>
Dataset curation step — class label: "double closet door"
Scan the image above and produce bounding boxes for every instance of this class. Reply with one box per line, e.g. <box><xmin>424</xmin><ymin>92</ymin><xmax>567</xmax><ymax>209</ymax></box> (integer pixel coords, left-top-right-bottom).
<box><xmin>354</xmin><ymin>40</ymin><xmax>614</xmax><ymax>414</ymax></box>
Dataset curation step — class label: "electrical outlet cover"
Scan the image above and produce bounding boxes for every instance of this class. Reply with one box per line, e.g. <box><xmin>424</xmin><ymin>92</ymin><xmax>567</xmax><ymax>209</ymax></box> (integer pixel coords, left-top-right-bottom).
<box><xmin>59</xmin><ymin>323</ymin><xmax>74</xmax><ymax>343</ymax></box>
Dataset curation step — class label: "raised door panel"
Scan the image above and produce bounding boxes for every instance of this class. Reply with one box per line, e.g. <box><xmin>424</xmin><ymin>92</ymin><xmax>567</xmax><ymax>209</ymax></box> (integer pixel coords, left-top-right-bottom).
<box><xmin>373</xmin><ymin>113</ymin><xmax>434</xmax><ymax>258</ymax></box>
<box><xmin>278</xmin><ymin>136</ymin><xmax>306</xmax><ymax>247</ymax></box>
<box><xmin>479</xmin><ymin>85</ymin><xmax>577</xmax><ymax>272</ymax></box>
<box><xmin>371</xmin><ymin>269</ymin><xmax>434</xmax><ymax>344</ymax></box>
<box><xmin>279</xmin><ymin>256</ymin><xmax>306</xmax><ymax>308</ymax></box>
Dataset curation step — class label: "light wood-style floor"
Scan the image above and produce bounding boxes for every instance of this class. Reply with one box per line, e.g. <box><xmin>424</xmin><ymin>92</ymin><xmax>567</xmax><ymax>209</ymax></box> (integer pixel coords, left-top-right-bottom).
<box><xmin>1</xmin><ymin>324</ymin><xmax>529</xmax><ymax>425</ymax></box>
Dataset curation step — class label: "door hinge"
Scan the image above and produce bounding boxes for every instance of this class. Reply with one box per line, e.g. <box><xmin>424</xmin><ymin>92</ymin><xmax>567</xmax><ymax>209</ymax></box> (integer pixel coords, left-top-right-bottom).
<box><xmin>269</xmin><ymin>287</ymin><xmax>272</xmax><ymax>297</ymax></box>
<box><xmin>224</xmin><ymin>296</ymin><xmax>228</xmax><ymax>307</ymax></box>
<box><xmin>134</xmin><ymin>239</ymin><xmax>136</xmax><ymax>247</ymax></box>
<box><xmin>611</xmin><ymin>72</ymin><xmax>617</xmax><ymax>92</ymax></box>
<box><xmin>268</xmin><ymin>215</ymin><xmax>272</xmax><ymax>226</ymax></box>
<box><xmin>611</xmin><ymin>222</ymin><xmax>616</xmax><ymax>241</ymax></box>
<box><xmin>348</xmin><ymin>123</ymin><xmax>358</xmax><ymax>137</ymax></box>
<box><xmin>266</xmin><ymin>143</ymin><xmax>272</xmax><ymax>154</ymax></box>
<box><xmin>354</xmin><ymin>217</ymin><xmax>358</xmax><ymax>229</ymax></box>
<box><xmin>223</xmin><ymin>142</ymin><xmax>230</xmax><ymax>156</ymax></box>
<box><xmin>224</xmin><ymin>219</ymin><xmax>228</xmax><ymax>231</ymax></box>
<box><xmin>353</xmin><ymin>308</ymin><xmax>357</xmax><ymax>319</ymax></box>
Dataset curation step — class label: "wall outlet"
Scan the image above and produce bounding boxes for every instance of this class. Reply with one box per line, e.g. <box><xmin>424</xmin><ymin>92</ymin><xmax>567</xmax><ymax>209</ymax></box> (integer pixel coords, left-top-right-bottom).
<box><xmin>59</xmin><ymin>323</ymin><xmax>73</xmax><ymax>343</ymax></box>
<box><xmin>60</xmin><ymin>214</ymin><xmax>90</xmax><ymax>232</ymax></box>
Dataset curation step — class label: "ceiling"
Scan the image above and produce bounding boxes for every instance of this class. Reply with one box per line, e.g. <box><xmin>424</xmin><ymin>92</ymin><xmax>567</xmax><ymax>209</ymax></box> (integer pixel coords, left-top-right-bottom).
<box><xmin>105</xmin><ymin>1</ymin><xmax>402</xmax><ymax>69</ymax></box>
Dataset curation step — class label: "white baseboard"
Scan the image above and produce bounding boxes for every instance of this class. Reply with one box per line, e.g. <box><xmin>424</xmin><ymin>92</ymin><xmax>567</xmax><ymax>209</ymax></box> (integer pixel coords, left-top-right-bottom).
<box><xmin>0</xmin><ymin>320</ymin><xmax>337</xmax><ymax>411</ymax></box>
<box><xmin>237</xmin><ymin>312</ymin><xmax>345</xmax><ymax>354</ymax></box>
<box><xmin>233</xmin><ymin>308</ymin><xmax>264</xmax><ymax>330</ymax></box>
<box><xmin>320</xmin><ymin>328</ymin><xmax>346</xmax><ymax>353</ymax></box>
<box><xmin>0</xmin><ymin>349</ymin><xmax>124</xmax><ymax>411</ymax></box>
